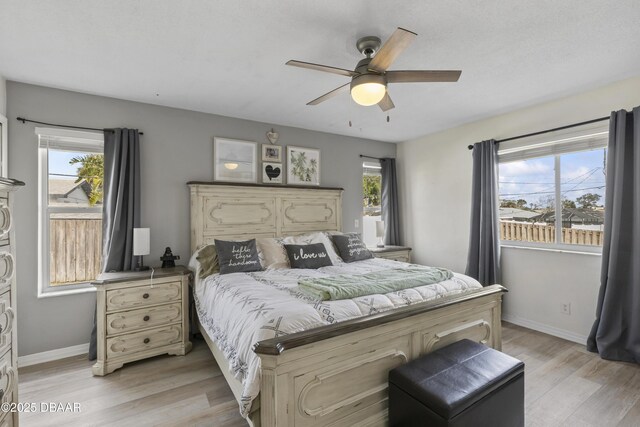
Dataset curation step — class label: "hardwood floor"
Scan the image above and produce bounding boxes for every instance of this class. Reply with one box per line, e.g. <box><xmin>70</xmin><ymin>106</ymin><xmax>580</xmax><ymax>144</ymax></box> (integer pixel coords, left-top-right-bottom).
<box><xmin>18</xmin><ymin>322</ymin><xmax>640</xmax><ymax>426</ymax></box>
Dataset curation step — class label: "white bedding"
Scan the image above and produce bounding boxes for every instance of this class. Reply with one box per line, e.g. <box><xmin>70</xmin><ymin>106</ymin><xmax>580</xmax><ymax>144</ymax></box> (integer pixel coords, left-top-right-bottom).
<box><xmin>193</xmin><ymin>257</ymin><xmax>482</xmax><ymax>417</ymax></box>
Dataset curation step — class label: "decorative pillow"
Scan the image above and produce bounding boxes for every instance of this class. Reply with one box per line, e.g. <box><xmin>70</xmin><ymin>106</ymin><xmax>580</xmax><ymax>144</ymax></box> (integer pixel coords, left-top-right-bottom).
<box><xmin>195</xmin><ymin>244</ymin><xmax>220</xmax><ymax>278</ymax></box>
<box><xmin>284</xmin><ymin>243</ymin><xmax>333</xmax><ymax>269</ymax></box>
<box><xmin>332</xmin><ymin>233</ymin><xmax>373</xmax><ymax>263</ymax></box>
<box><xmin>256</xmin><ymin>237</ymin><xmax>289</xmax><ymax>269</ymax></box>
<box><xmin>283</xmin><ymin>232</ymin><xmax>343</xmax><ymax>265</ymax></box>
<box><xmin>214</xmin><ymin>239</ymin><xmax>263</xmax><ymax>274</ymax></box>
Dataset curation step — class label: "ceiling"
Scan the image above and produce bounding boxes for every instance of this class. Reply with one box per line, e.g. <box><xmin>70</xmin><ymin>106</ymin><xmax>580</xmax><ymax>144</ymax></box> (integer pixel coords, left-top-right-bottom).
<box><xmin>1</xmin><ymin>1</ymin><xmax>639</xmax><ymax>143</ymax></box>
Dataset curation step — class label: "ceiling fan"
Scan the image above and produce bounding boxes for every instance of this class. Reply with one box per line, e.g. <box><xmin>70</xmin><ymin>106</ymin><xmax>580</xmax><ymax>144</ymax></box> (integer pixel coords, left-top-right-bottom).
<box><xmin>286</xmin><ymin>27</ymin><xmax>461</xmax><ymax>111</ymax></box>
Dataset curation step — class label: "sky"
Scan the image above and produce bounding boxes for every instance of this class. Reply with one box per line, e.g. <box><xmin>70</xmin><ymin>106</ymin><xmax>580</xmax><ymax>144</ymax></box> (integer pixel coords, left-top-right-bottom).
<box><xmin>49</xmin><ymin>150</ymin><xmax>84</xmax><ymax>180</ymax></box>
<box><xmin>499</xmin><ymin>148</ymin><xmax>607</xmax><ymax>208</ymax></box>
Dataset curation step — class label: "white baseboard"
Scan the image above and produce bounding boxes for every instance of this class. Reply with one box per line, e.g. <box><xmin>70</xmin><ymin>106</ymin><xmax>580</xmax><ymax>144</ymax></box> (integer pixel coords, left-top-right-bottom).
<box><xmin>502</xmin><ymin>313</ymin><xmax>587</xmax><ymax>345</ymax></box>
<box><xmin>18</xmin><ymin>343</ymin><xmax>89</xmax><ymax>368</ymax></box>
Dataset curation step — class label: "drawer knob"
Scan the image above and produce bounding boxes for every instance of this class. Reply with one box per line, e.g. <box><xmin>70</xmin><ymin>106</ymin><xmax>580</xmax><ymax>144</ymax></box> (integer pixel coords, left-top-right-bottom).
<box><xmin>143</xmin><ymin>293</ymin><xmax>150</xmax><ymax>299</ymax></box>
<box><xmin>143</xmin><ymin>338</ymin><xmax>150</xmax><ymax>344</ymax></box>
<box><xmin>143</xmin><ymin>315</ymin><xmax>150</xmax><ymax>322</ymax></box>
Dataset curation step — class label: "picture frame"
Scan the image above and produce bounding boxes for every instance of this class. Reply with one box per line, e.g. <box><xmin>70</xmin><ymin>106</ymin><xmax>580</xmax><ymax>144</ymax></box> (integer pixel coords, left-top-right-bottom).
<box><xmin>262</xmin><ymin>144</ymin><xmax>282</xmax><ymax>162</ymax></box>
<box><xmin>213</xmin><ymin>137</ymin><xmax>257</xmax><ymax>183</ymax></box>
<box><xmin>287</xmin><ymin>146</ymin><xmax>320</xmax><ymax>186</ymax></box>
<box><xmin>262</xmin><ymin>162</ymin><xmax>283</xmax><ymax>184</ymax></box>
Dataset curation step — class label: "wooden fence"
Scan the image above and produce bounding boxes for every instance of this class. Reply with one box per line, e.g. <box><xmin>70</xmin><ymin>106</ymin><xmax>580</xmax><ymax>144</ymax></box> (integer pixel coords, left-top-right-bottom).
<box><xmin>50</xmin><ymin>218</ymin><xmax>102</xmax><ymax>285</ymax></box>
<box><xmin>500</xmin><ymin>221</ymin><xmax>604</xmax><ymax>246</ymax></box>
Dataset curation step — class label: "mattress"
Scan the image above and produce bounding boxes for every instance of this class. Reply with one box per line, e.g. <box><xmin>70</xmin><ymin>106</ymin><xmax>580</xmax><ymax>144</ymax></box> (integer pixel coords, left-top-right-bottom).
<box><xmin>193</xmin><ymin>257</ymin><xmax>482</xmax><ymax>417</ymax></box>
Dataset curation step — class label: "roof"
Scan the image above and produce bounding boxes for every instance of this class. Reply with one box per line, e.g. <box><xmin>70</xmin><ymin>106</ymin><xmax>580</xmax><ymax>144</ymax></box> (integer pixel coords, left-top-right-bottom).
<box><xmin>49</xmin><ymin>179</ymin><xmax>91</xmax><ymax>198</ymax></box>
<box><xmin>499</xmin><ymin>207</ymin><xmax>540</xmax><ymax>220</ymax></box>
<box><xmin>530</xmin><ymin>208</ymin><xmax>605</xmax><ymax>224</ymax></box>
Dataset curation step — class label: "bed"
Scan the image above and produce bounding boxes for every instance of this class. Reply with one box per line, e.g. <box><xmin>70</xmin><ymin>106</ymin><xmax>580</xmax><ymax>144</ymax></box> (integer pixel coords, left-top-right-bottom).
<box><xmin>188</xmin><ymin>182</ymin><xmax>506</xmax><ymax>427</ymax></box>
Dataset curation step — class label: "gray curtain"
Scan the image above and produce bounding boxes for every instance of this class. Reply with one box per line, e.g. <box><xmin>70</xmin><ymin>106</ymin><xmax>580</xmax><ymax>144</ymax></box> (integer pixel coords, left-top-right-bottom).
<box><xmin>89</xmin><ymin>128</ymin><xmax>141</xmax><ymax>360</ymax></box>
<box><xmin>381</xmin><ymin>158</ymin><xmax>401</xmax><ymax>245</ymax></box>
<box><xmin>587</xmin><ymin>107</ymin><xmax>640</xmax><ymax>363</ymax></box>
<box><xmin>465</xmin><ymin>140</ymin><xmax>501</xmax><ymax>286</ymax></box>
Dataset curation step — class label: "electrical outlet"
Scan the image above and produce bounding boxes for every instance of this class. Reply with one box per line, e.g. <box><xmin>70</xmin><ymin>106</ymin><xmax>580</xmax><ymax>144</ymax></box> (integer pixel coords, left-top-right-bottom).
<box><xmin>354</xmin><ymin>219</ymin><xmax>360</xmax><ymax>228</ymax></box>
<box><xmin>561</xmin><ymin>303</ymin><xmax>571</xmax><ymax>315</ymax></box>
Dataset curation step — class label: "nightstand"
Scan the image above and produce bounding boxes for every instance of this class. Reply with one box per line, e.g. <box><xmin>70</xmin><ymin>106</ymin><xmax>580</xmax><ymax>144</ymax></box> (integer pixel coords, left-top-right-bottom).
<box><xmin>369</xmin><ymin>245</ymin><xmax>412</xmax><ymax>263</ymax></box>
<box><xmin>92</xmin><ymin>266</ymin><xmax>192</xmax><ymax>376</ymax></box>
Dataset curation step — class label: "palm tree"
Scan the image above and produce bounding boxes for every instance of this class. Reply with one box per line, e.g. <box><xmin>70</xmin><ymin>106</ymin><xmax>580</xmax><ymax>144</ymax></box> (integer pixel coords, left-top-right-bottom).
<box><xmin>69</xmin><ymin>154</ymin><xmax>104</xmax><ymax>206</ymax></box>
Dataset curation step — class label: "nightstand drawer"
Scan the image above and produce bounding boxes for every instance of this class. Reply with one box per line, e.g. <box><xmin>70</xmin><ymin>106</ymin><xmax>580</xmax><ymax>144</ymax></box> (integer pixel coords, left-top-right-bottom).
<box><xmin>0</xmin><ymin>350</ymin><xmax>16</xmax><ymax>406</ymax></box>
<box><xmin>0</xmin><ymin>291</ymin><xmax>13</xmax><ymax>357</ymax></box>
<box><xmin>377</xmin><ymin>251</ymin><xmax>410</xmax><ymax>262</ymax></box>
<box><xmin>106</xmin><ymin>303</ymin><xmax>182</xmax><ymax>335</ymax></box>
<box><xmin>106</xmin><ymin>324</ymin><xmax>182</xmax><ymax>359</ymax></box>
<box><xmin>106</xmin><ymin>281</ymin><xmax>181</xmax><ymax>312</ymax></box>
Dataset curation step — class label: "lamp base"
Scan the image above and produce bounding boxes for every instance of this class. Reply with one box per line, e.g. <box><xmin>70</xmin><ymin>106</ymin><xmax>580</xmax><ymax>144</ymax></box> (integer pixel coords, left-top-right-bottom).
<box><xmin>376</xmin><ymin>244</ymin><xmax>385</xmax><ymax>248</ymax></box>
<box><xmin>134</xmin><ymin>266</ymin><xmax>150</xmax><ymax>272</ymax></box>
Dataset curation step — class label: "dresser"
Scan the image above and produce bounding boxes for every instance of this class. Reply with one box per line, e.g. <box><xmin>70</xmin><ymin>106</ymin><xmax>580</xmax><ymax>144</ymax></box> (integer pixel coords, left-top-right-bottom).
<box><xmin>0</xmin><ymin>178</ymin><xmax>24</xmax><ymax>427</ymax></box>
<box><xmin>368</xmin><ymin>245</ymin><xmax>412</xmax><ymax>263</ymax></box>
<box><xmin>92</xmin><ymin>266</ymin><xmax>192</xmax><ymax>376</ymax></box>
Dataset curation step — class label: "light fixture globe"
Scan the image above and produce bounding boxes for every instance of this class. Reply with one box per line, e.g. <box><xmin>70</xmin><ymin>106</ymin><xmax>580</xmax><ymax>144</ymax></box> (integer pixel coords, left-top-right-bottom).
<box><xmin>350</xmin><ymin>74</ymin><xmax>386</xmax><ymax>106</ymax></box>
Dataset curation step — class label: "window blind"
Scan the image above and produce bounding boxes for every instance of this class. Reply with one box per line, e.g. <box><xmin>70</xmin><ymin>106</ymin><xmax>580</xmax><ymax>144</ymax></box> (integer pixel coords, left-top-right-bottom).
<box><xmin>36</xmin><ymin>127</ymin><xmax>103</xmax><ymax>153</ymax></box>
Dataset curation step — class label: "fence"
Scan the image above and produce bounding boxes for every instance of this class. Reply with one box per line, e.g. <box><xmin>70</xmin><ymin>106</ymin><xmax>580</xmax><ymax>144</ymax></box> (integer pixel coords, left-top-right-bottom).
<box><xmin>50</xmin><ymin>218</ymin><xmax>102</xmax><ymax>285</ymax></box>
<box><xmin>500</xmin><ymin>221</ymin><xmax>604</xmax><ymax>246</ymax></box>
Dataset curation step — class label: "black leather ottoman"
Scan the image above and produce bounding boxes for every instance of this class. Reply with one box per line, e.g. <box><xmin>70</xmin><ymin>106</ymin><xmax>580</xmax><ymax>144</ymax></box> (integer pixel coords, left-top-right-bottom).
<box><xmin>389</xmin><ymin>339</ymin><xmax>524</xmax><ymax>427</ymax></box>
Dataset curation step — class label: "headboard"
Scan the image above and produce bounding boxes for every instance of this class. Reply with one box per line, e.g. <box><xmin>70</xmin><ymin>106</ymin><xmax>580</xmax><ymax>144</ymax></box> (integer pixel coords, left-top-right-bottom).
<box><xmin>188</xmin><ymin>182</ymin><xmax>343</xmax><ymax>253</ymax></box>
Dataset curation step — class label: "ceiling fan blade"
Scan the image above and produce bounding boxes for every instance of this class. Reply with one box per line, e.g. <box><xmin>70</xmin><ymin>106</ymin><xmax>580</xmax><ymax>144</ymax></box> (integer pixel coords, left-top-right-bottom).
<box><xmin>307</xmin><ymin>83</ymin><xmax>351</xmax><ymax>105</ymax></box>
<box><xmin>286</xmin><ymin>60</ymin><xmax>357</xmax><ymax>77</ymax></box>
<box><xmin>386</xmin><ymin>70</ymin><xmax>462</xmax><ymax>83</ymax></box>
<box><xmin>378</xmin><ymin>92</ymin><xmax>395</xmax><ymax>112</ymax></box>
<box><xmin>368</xmin><ymin>27</ymin><xmax>417</xmax><ymax>72</ymax></box>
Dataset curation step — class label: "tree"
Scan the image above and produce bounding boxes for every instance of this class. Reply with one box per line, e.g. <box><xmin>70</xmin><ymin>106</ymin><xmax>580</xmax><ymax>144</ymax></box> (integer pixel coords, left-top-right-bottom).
<box><xmin>363</xmin><ymin>175</ymin><xmax>381</xmax><ymax>207</ymax></box>
<box><xmin>576</xmin><ymin>193</ymin><xmax>601</xmax><ymax>209</ymax></box>
<box><xmin>536</xmin><ymin>195</ymin><xmax>555</xmax><ymax>211</ymax></box>
<box><xmin>500</xmin><ymin>200</ymin><xmax>517</xmax><ymax>208</ymax></box>
<box><xmin>516</xmin><ymin>199</ymin><xmax>527</xmax><ymax>209</ymax></box>
<box><xmin>562</xmin><ymin>198</ymin><xmax>576</xmax><ymax>209</ymax></box>
<box><xmin>69</xmin><ymin>154</ymin><xmax>104</xmax><ymax>206</ymax></box>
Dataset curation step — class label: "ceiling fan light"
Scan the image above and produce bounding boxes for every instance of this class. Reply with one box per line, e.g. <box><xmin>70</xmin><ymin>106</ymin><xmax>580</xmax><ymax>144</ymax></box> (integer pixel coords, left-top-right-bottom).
<box><xmin>224</xmin><ymin>162</ymin><xmax>239</xmax><ymax>170</ymax></box>
<box><xmin>350</xmin><ymin>74</ymin><xmax>386</xmax><ymax>106</ymax></box>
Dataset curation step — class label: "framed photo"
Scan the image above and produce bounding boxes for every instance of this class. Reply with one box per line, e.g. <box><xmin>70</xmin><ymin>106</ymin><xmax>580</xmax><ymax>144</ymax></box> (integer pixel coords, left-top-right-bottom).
<box><xmin>213</xmin><ymin>137</ymin><xmax>257</xmax><ymax>183</ymax></box>
<box><xmin>287</xmin><ymin>146</ymin><xmax>320</xmax><ymax>186</ymax></box>
<box><xmin>262</xmin><ymin>162</ymin><xmax>283</xmax><ymax>184</ymax></box>
<box><xmin>262</xmin><ymin>144</ymin><xmax>282</xmax><ymax>162</ymax></box>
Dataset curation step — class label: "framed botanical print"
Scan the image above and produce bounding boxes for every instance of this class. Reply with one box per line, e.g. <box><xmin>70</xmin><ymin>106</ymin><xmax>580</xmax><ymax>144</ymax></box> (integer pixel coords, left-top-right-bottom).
<box><xmin>213</xmin><ymin>137</ymin><xmax>257</xmax><ymax>183</ymax></box>
<box><xmin>261</xmin><ymin>144</ymin><xmax>282</xmax><ymax>162</ymax></box>
<box><xmin>287</xmin><ymin>146</ymin><xmax>320</xmax><ymax>186</ymax></box>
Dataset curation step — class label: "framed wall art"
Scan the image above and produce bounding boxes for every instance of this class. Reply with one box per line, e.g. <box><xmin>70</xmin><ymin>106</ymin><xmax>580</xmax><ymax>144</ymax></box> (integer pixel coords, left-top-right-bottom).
<box><xmin>261</xmin><ymin>144</ymin><xmax>282</xmax><ymax>162</ymax></box>
<box><xmin>287</xmin><ymin>146</ymin><xmax>320</xmax><ymax>186</ymax></box>
<box><xmin>262</xmin><ymin>162</ymin><xmax>283</xmax><ymax>184</ymax></box>
<box><xmin>213</xmin><ymin>137</ymin><xmax>257</xmax><ymax>183</ymax></box>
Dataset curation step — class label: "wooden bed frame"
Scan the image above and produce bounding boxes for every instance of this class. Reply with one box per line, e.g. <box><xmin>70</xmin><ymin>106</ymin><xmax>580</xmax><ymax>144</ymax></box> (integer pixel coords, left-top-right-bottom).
<box><xmin>188</xmin><ymin>182</ymin><xmax>506</xmax><ymax>427</ymax></box>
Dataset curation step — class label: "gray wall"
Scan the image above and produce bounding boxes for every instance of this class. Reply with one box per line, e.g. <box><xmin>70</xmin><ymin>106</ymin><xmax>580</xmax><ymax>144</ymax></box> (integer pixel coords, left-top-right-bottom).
<box><xmin>7</xmin><ymin>81</ymin><xmax>396</xmax><ymax>356</ymax></box>
<box><xmin>0</xmin><ymin>76</ymin><xmax>6</xmax><ymax>116</ymax></box>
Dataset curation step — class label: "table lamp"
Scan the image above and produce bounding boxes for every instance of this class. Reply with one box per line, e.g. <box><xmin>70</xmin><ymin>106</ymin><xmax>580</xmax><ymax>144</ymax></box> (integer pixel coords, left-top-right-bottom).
<box><xmin>376</xmin><ymin>220</ymin><xmax>385</xmax><ymax>248</ymax></box>
<box><xmin>133</xmin><ymin>228</ymin><xmax>150</xmax><ymax>271</ymax></box>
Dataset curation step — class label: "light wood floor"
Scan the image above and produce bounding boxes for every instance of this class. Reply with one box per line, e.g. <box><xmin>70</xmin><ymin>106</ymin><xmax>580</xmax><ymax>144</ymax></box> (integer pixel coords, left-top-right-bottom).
<box><xmin>18</xmin><ymin>322</ymin><xmax>640</xmax><ymax>426</ymax></box>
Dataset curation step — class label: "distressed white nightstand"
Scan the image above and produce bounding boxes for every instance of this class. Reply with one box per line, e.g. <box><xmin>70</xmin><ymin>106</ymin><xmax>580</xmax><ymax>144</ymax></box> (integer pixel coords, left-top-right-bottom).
<box><xmin>368</xmin><ymin>245</ymin><xmax>412</xmax><ymax>263</ymax></box>
<box><xmin>91</xmin><ymin>266</ymin><xmax>192</xmax><ymax>376</ymax></box>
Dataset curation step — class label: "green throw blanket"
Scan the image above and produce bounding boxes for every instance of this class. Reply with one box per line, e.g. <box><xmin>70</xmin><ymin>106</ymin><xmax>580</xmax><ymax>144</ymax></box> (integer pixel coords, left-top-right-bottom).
<box><xmin>298</xmin><ymin>267</ymin><xmax>454</xmax><ymax>301</ymax></box>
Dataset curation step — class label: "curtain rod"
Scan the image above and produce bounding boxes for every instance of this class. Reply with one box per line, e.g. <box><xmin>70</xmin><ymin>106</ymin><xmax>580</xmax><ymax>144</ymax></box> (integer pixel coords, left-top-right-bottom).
<box><xmin>16</xmin><ymin>117</ymin><xmax>144</xmax><ymax>135</ymax></box>
<box><xmin>359</xmin><ymin>154</ymin><xmax>390</xmax><ymax>161</ymax></box>
<box><xmin>467</xmin><ymin>115</ymin><xmax>610</xmax><ymax>150</ymax></box>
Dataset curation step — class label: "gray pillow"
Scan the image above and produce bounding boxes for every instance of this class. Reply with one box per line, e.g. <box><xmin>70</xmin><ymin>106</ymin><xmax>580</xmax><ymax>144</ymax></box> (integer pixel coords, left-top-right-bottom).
<box><xmin>284</xmin><ymin>243</ymin><xmax>333</xmax><ymax>269</ymax></box>
<box><xmin>332</xmin><ymin>233</ymin><xmax>373</xmax><ymax>262</ymax></box>
<box><xmin>214</xmin><ymin>239</ymin><xmax>263</xmax><ymax>274</ymax></box>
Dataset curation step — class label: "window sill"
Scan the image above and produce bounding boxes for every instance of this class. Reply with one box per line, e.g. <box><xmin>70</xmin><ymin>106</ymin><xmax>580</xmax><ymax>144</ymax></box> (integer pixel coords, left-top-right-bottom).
<box><xmin>500</xmin><ymin>243</ymin><xmax>602</xmax><ymax>256</ymax></box>
<box><xmin>37</xmin><ymin>285</ymin><xmax>97</xmax><ymax>299</ymax></box>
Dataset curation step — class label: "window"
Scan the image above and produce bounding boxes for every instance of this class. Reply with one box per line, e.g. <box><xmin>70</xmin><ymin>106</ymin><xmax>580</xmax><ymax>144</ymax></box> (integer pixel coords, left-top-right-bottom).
<box><xmin>37</xmin><ymin>128</ymin><xmax>104</xmax><ymax>297</ymax></box>
<box><xmin>498</xmin><ymin>122</ymin><xmax>607</xmax><ymax>251</ymax></box>
<box><xmin>362</xmin><ymin>161</ymin><xmax>382</xmax><ymax>246</ymax></box>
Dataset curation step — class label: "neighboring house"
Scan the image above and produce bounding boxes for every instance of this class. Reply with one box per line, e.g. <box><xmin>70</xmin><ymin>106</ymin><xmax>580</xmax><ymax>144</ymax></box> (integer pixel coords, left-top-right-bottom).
<box><xmin>48</xmin><ymin>179</ymin><xmax>92</xmax><ymax>206</ymax></box>
<box><xmin>529</xmin><ymin>208</ymin><xmax>605</xmax><ymax>230</ymax></box>
<box><xmin>499</xmin><ymin>207</ymin><xmax>540</xmax><ymax>222</ymax></box>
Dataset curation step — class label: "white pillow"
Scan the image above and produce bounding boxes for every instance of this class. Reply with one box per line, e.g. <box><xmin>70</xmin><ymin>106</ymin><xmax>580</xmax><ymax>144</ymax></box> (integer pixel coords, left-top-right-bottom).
<box><xmin>282</xmin><ymin>232</ymin><xmax>343</xmax><ymax>265</ymax></box>
<box><xmin>256</xmin><ymin>237</ymin><xmax>290</xmax><ymax>269</ymax></box>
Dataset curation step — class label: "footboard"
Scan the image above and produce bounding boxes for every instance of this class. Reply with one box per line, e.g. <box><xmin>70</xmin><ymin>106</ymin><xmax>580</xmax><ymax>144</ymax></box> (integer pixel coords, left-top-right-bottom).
<box><xmin>253</xmin><ymin>285</ymin><xmax>506</xmax><ymax>427</ymax></box>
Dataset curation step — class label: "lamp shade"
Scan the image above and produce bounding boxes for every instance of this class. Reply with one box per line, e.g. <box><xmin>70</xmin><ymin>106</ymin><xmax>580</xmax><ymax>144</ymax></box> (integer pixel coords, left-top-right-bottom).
<box><xmin>133</xmin><ymin>228</ymin><xmax>150</xmax><ymax>256</ymax></box>
<box><xmin>350</xmin><ymin>74</ymin><xmax>386</xmax><ymax>106</ymax></box>
<box><xmin>375</xmin><ymin>221</ymin><xmax>385</xmax><ymax>238</ymax></box>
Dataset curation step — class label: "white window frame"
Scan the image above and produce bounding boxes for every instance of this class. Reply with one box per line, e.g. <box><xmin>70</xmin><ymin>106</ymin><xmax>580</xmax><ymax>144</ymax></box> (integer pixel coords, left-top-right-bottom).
<box><xmin>37</xmin><ymin>127</ymin><xmax>104</xmax><ymax>298</ymax></box>
<box><xmin>497</xmin><ymin>121</ymin><xmax>608</xmax><ymax>254</ymax></box>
